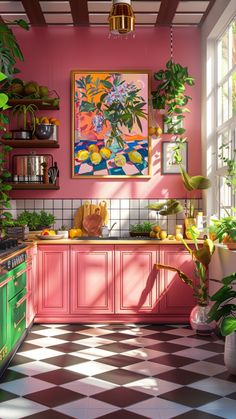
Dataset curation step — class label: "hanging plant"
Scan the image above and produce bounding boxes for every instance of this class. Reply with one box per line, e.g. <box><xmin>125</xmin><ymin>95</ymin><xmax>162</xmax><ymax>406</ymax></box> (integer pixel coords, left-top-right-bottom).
<box><xmin>152</xmin><ymin>59</ymin><xmax>195</xmax><ymax>137</ymax></box>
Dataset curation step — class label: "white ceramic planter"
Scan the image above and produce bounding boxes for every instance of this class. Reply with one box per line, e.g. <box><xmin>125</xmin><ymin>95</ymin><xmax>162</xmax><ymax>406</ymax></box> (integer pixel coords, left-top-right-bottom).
<box><xmin>57</xmin><ymin>230</ymin><xmax>68</xmax><ymax>239</ymax></box>
<box><xmin>224</xmin><ymin>332</ymin><xmax>236</xmax><ymax>375</ymax></box>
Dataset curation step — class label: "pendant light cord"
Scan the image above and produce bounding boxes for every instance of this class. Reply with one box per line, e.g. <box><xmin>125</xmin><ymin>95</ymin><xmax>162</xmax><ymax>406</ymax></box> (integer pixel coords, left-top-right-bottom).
<box><xmin>170</xmin><ymin>25</ymin><xmax>173</xmax><ymax>61</ymax></box>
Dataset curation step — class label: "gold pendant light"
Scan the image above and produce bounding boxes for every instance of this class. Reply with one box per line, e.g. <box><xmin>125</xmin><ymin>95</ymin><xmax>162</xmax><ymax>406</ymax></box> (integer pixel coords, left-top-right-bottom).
<box><xmin>109</xmin><ymin>0</ymin><xmax>135</xmax><ymax>35</ymax></box>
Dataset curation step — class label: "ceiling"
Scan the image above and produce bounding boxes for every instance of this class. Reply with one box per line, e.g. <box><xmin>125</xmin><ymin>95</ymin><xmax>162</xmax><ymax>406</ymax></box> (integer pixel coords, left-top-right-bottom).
<box><xmin>0</xmin><ymin>0</ymin><xmax>216</xmax><ymax>27</ymax></box>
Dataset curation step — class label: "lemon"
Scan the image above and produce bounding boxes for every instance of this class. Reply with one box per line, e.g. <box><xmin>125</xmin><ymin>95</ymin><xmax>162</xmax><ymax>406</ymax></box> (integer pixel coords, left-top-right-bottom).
<box><xmin>49</xmin><ymin>230</ymin><xmax>56</xmax><ymax>236</ymax></box>
<box><xmin>90</xmin><ymin>152</ymin><xmax>102</xmax><ymax>165</ymax></box>
<box><xmin>114</xmin><ymin>154</ymin><xmax>126</xmax><ymax>167</ymax></box>
<box><xmin>77</xmin><ymin>150</ymin><xmax>89</xmax><ymax>161</ymax></box>
<box><xmin>100</xmin><ymin>147</ymin><xmax>111</xmax><ymax>160</ymax></box>
<box><xmin>88</xmin><ymin>144</ymin><xmax>99</xmax><ymax>153</ymax></box>
<box><xmin>159</xmin><ymin>230</ymin><xmax>168</xmax><ymax>240</ymax></box>
<box><xmin>128</xmin><ymin>150</ymin><xmax>143</xmax><ymax>164</ymax></box>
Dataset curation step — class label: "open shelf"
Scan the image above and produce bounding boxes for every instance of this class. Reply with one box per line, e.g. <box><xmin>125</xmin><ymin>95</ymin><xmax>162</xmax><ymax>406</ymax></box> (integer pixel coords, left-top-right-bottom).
<box><xmin>9</xmin><ymin>183</ymin><xmax>60</xmax><ymax>190</ymax></box>
<box><xmin>8</xmin><ymin>99</ymin><xmax>59</xmax><ymax>110</ymax></box>
<box><xmin>0</xmin><ymin>140</ymin><xmax>59</xmax><ymax>148</ymax></box>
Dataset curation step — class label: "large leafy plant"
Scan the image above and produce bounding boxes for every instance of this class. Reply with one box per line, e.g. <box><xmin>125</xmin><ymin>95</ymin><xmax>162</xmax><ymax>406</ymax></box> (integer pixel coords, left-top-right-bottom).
<box><xmin>16</xmin><ymin>210</ymin><xmax>55</xmax><ymax>231</ymax></box>
<box><xmin>76</xmin><ymin>73</ymin><xmax>147</xmax><ymax>148</ymax></box>
<box><xmin>212</xmin><ymin>209</ymin><xmax>236</xmax><ymax>243</ymax></box>
<box><xmin>0</xmin><ymin>19</ymin><xmax>29</xmax><ymax>235</ymax></box>
<box><xmin>208</xmin><ymin>272</ymin><xmax>236</xmax><ymax>336</ymax></box>
<box><xmin>156</xmin><ymin>233</ymin><xmax>215</xmax><ymax>306</ymax></box>
<box><xmin>152</xmin><ymin>60</ymin><xmax>194</xmax><ymax>138</ymax></box>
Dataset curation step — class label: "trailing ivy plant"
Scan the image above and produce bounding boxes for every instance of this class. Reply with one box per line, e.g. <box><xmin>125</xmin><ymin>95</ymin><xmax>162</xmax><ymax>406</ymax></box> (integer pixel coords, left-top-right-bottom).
<box><xmin>0</xmin><ymin>19</ymin><xmax>29</xmax><ymax>235</ymax></box>
<box><xmin>152</xmin><ymin>60</ymin><xmax>194</xmax><ymax>136</ymax></box>
<box><xmin>218</xmin><ymin>143</ymin><xmax>236</xmax><ymax>193</ymax></box>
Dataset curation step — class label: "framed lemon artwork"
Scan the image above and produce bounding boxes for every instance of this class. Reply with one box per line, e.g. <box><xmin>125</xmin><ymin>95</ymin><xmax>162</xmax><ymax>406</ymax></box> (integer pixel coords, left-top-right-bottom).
<box><xmin>71</xmin><ymin>70</ymin><xmax>151</xmax><ymax>178</ymax></box>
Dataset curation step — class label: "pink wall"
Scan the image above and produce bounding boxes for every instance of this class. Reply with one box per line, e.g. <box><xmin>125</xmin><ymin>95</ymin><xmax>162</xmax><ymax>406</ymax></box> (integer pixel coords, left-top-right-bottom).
<box><xmin>11</xmin><ymin>26</ymin><xmax>201</xmax><ymax>199</ymax></box>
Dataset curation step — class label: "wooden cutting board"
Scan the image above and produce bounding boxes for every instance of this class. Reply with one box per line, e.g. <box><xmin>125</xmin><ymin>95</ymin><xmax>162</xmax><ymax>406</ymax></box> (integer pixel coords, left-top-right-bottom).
<box><xmin>74</xmin><ymin>200</ymin><xmax>109</xmax><ymax>236</ymax></box>
<box><xmin>83</xmin><ymin>209</ymin><xmax>103</xmax><ymax>237</ymax></box>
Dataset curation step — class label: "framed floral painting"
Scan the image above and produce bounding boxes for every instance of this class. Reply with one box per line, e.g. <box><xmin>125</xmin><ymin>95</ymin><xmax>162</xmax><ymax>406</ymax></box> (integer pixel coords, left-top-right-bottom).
<box><xmin>71</xmin><ymin>71</ymin><xmax>150</xmax><ymax>177</ymax></box>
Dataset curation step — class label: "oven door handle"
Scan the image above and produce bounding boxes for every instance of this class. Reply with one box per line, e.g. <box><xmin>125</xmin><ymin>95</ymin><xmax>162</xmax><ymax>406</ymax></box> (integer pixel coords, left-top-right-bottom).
<box><xmin>16</xmin><ymin>293</ymin><xmax>28</xmax><ymax>308</ymax></box>
<box><xmin>15</xmin><ymin>267</ymin><xmax>27</xmax><ymax>278</ymax></box>
<box><xmin>14</xmin><ymin>313</ymin><xmax>26</xmax><ymax>329</ymax></box>
<box><xmin>0</xmin><ymin>275</ymin><xmax>14</xmax><ymax>288</ymax></box>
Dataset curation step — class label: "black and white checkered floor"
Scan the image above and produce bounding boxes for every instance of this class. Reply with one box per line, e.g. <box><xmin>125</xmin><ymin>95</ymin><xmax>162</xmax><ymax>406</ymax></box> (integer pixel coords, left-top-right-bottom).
<box><xmin>0</xmin><ymin>323</ymin><xmax>236</xmax><ymax>419</ymax></box>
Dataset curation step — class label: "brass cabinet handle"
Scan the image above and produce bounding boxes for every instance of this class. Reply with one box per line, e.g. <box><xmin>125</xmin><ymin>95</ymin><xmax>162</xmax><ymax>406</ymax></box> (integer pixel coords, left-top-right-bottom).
<box><xmin>14</xmin><ymin>312</ymin><xmax>26</xmax><ymax>328</ymax></box>
<box><xmin>15</xmin><ymin>267</ymin><xmax>27</xmax><ymax>278</ymax></box>
<box><xmin>16</xmin><ymin>294</ymin><xmax>27</xmax><ymax>308</ymax></box>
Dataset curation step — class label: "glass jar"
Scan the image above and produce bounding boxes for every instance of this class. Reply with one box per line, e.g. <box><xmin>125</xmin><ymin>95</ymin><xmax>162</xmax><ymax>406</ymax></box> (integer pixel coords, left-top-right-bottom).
<box><xmin>175</xmin><ymin>224</ymin><xmax>183</xmax><ymax>236</ymax></box>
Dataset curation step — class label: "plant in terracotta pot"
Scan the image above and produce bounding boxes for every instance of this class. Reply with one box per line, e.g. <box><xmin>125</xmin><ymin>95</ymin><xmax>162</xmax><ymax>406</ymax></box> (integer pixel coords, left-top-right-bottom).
<box><xmin>156</xmin><ymin>230</ymin><xmax>216</xmax><ymax>334</ymax></box>
<box><xmin>208</xmin><ymin>272</ymin><xmax>236</xmax><ymax>374</ymax></box>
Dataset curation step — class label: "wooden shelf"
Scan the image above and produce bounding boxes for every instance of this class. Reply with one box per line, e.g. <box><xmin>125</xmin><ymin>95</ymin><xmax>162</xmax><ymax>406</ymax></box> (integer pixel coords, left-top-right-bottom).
<box><xmin>0</xmin><ymin>139</ymin><xmax>59</xmax><ymax>148</ymax></box>
<box><xmin>8</xmin><ymin>99</ymin><xmax>59</xmax><ymax>110</ymax></box>
<box><xmin>9</xmin><ymin>183</ymin><xmax>60</xmax><ymax>190</ymax></box>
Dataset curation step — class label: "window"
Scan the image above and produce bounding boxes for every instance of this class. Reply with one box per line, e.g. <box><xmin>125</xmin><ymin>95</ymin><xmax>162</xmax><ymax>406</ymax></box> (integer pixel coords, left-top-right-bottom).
<box><xmin>215</xmin><ymin>17</ymin><xmax>236</xmax><ymax>216</ymax></box>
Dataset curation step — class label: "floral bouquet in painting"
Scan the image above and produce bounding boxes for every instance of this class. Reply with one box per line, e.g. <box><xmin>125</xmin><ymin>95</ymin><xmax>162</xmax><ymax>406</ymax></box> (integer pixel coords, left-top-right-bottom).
<box><xmin>72</xmin><ymin>71</ymin><xmax>149</xmax><ymax>177</ymax></box>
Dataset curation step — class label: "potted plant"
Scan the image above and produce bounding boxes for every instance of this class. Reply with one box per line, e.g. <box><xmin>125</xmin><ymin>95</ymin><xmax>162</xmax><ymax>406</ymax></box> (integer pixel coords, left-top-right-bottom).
<box><xmin>12</xmin><ymin>103</ymin><xmax>38</xmax><ymax>139</ymax></box>
<box><xmin>16</xmin><ymin>210</ymin><xmax>55</xmax><ymax>231</ymax></box>
<box><xmin>156</xmin><ymin>230</ymin><xmax>216</xmax><ymax>334</ymax></box>
<box><xmin>57</xmin><ymin>224</ymin><xmax>69</xmax><ymax>239</ymax></box>
<box><xmin>129</xmin><ymin>221</ymin><xmax>153</xmax><ymax>237</ymax></box>
<box><xmin>152</xmin><ymin>60</ymin><xmax>194</xmax><ymax>136</ymax></box>
<box><xmin>208</xmin><ymin>272</ymin><xmax>236</xmax><ymax>374</ymax></box>
<box><xmin>211</xmin><ymin>210</ymin><xmax>236</xmax><ymax>249</ymax></box>
<box><xmin>0</xmin><ymin>19</ymin><xmax>29</xmax><ymax>236</ymax></box>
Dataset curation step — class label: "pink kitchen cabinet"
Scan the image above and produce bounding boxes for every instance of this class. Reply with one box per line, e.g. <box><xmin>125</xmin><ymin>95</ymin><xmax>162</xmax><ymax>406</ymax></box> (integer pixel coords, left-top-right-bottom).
<box><xmin>26</xmin><ymin>246</ymin><xmax>37</xmax><ymax>326</ymax></box>
<box><xmin>157</xmin><ymin>245</ymin><xmax>196</xmax><ymax>315</ymax></box>
<box><xmin>70</xmin><ymin>245</ymin><xmax>114</xmax><ymax>314</ymax></box>
<box><xmin>37</xmin><ymin>245</ymin><xmax>69</xmax><ymax>316</ymax></box>
<box><xmin>115</xmin><ymin>245</ymin><xmax>158</xmax><ymax>313</ymax></box>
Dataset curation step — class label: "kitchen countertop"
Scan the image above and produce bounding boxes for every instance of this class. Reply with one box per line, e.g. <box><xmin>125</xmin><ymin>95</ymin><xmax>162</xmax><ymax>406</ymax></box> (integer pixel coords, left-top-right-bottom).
<box><xmin>33</xmin><ymin>238</ymin><xmax>201</xmax><ymax>245</ymax></box>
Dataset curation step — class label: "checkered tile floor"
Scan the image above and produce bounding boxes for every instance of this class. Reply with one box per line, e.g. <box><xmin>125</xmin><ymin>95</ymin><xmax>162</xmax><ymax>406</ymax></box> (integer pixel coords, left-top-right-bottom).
<box><xmin>0</xmin><ymin>324</ymin><xmax>235</xmax><ymax>419</ymax></box>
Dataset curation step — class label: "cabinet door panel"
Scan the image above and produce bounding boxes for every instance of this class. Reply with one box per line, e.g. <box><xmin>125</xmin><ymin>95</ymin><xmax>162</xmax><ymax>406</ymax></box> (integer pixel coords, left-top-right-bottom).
<box><xmin>26</xmin><ymin>247</ymin><xmax>37</xmax><ymax>325</ymax></box>
<box><xmin>158</xmin><ymin>245</ymin><xmax>195</xmax><ymax>314</ymax></box>
<box><xmin>115</xmin><ymin>246</ymin><xmax>158</xmax><ymax>313</ymax></box>
<box><xmin>71</xmin><ymin>245</ymin><xmax>114</xmax><ymax>314</ymax></box>
<box><xmin>37</xmin><ymin>245</ymin><xmax>69</xmax><ymax>315</ymax></box>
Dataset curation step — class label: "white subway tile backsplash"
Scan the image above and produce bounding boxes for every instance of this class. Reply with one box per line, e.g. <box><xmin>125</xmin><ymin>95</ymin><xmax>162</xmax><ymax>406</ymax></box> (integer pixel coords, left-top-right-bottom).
<box><xmin>130</xmin><ymin>200</ymin><xmax>139</xmax><ymax>209</ymax></box>
<box><xmin>139</xmin><ymin>199</ymin><xmax>149</xmax><ymax>209</ymax></box>
<box><xmin>110</xmin><ymin>199</ymin><xmax>120</xmax><ymax>209</ymax></box>
<box><xmin>54</xmin><ymin>200</ymin><xmax>62</xmax><ymax>209</ymax></box>
<box><xmin>130</xmin><ymin>209</ymin><xmax>139</xmax><ymax>219</ymax></box>
<box><xmin>73</xmin><ymin>199</ymin><xmax>82</xmax><ymax>208</ymax></box>
<box><xmin>25</xmin><ymin>200</ymin><xmax>34</xmax><ymax>209</ymax></box>
<box><xmin>140</xmin><ymin>209</ymin><xmax>149</xmax><ymax>219</ymax></box>
<box><xmin>120</xmin><ymin>209</ymin><xmax>130</xmax><ymax>219</ymax></box>
<box><xmin>54</xmin><ymin>209</ymin><xmax>63</xmax><ymax>219</ymax></box>
<box><xmin>63</xmin><ymin>200</ymin><xmax>72</xmax><ymax>209</ymax></box>
<box><xmin>120</xmin><ymin>199</ymin><xmax>129</xmax><ymax>209</ymax></box>
<box><xmin>44</xmin><ymin>200</ymin><xmax>53</xmax><ymax>209</ymax></box>
<box><xmin>110</xmin><ymin>209</ymin><xmax>120</xmax><ymax>220</ymax></box>
<box><xmin>34</xmin><ymin>200</ymin><xmax>44</xmax><ymax>209</ymax></box>
<box><xmin>15</xmin><ymin>198</ymin><xmax>202</xmax><ymax>237</ymax></box>
<box><xmin>121</xmin><ymin>219</ymin><xmax>130</xmax><ymax>229</ymax></box>
<box><xmin>63</xmin><ymin>209</ymin><xmax>72</xmax><ymax>219</ymax></box>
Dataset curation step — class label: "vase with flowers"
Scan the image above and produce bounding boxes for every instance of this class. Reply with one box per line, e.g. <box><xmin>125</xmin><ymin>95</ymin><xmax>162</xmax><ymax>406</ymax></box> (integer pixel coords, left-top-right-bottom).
<box><xmin>156</xmin><ymin>228</ymin><xmax>216</xmax><ymax>334</ymax></box>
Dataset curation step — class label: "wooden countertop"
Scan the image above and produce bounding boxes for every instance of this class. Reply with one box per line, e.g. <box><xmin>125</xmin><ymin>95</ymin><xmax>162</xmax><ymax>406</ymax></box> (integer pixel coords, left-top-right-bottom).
<box><xmin>33</xmin><ymin>238</ymin><xmax>201</xmax><ymax>245</ymax></box>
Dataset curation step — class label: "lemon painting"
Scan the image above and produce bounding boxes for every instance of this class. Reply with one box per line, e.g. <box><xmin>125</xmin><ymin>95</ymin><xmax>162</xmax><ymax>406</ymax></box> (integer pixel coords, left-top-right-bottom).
<box><xmin>72</xmin><ymin>71</ymin><xmax>150</xmax><ymax>177</ymax></box>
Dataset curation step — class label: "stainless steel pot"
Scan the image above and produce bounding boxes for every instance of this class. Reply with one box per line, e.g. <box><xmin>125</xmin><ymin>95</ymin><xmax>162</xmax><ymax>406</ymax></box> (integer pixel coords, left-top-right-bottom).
<box><xmin>13</xmin><ymin>154</ymin><xmax>53</xmax><ymax>182</ymax></box>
